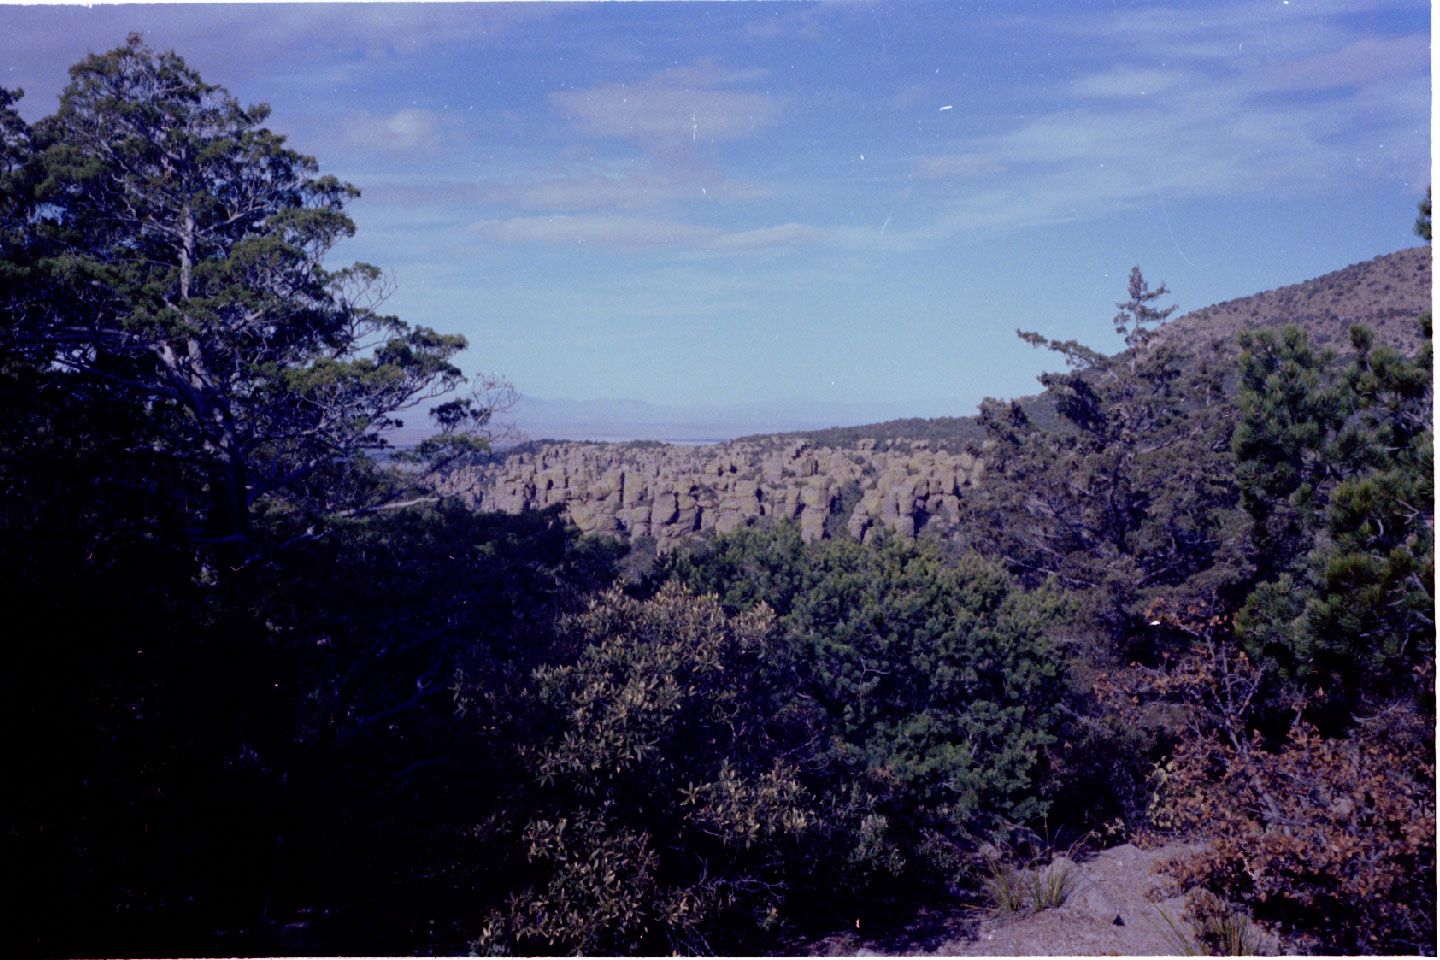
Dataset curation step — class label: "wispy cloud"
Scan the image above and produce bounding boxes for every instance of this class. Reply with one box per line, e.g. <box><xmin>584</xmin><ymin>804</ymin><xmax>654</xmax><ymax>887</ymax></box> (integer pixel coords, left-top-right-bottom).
<box><xmin>480</xmin><ymin>174</ymin><xmax>691</xmax><ymax>211</ymax></box>
<box><xmin>470</xmin><ymin>214</ymin><xmax>715</xmax><ymax>248</ymax></box>
<box><xmin>910</xmin><ymin>154</ymin><xmax>1003</xmax><ymax>181</ymax></box>
<box><xmin>1</xmin><ymin>3</ymin><xmax>561</xmax><ymax>118</ymax></box>
<box><xmin>549</xmin><ymin>60</ymin><xmax>785</xmax><ymax>163</ymax></box>
<box><xmin>468</xmin><ymin>214</ymin><xmax>825</xmax><ymax>251</ymax></box>
<box><xmin>1072</xmin><ymin>67</ymin><xmax>1187</xmax><ymax>99</ymax></box>
<box><xmin>1260</xmin><ymin>33</ymin><xmax>1429</xmax><ymax>92</ymax></box>
<box><xmin>336</xmin><ymin>108</ymin><xmax>446</xmax><ymax>156</ymax></box>
<box><xmin>903</xmin><ymin>1</ymin><xmax>1429</xmax><ymax>238</ymax></box>
<box><xmin>517</xmin><ymin>59</ymin><xmax>790</xmax><ymax>223</ymax></box>
<box><xmin>713</xmin><ymin>223</ymin><xmax>828</xmax><ymax>250</ymax></box>
<box><xmin>475</xmin><ymin>170</ymin><xmax>773</xmax><ymax>212</ymax></box>
<box><xmin>552</xmin><ymin>84</ymin><xmax>782</xmax><ymax>149</ymax></box>
<box><xmin>742</xmin><ymin>5</ymin><xmax>830</xmax><ymax>41</ymax></box>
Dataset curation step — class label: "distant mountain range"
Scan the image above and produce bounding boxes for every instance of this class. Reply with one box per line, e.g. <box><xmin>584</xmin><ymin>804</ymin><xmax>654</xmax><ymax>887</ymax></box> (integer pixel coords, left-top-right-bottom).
<box><xmin>494</xmin><ymin>396</ymin><xmax>969</xmax><ymax>445</ymax></box>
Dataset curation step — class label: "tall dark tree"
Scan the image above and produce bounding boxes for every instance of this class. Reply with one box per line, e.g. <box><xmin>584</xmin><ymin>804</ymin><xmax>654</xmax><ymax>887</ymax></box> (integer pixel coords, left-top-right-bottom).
<box><xmin>963</xmin><ymin>269</ymin><xmax>1245</xmax><ymax>658</ymax></box>
<box><xmin>0</xmin><ymin>40</ymin><xmax>518</xmax><ymax>957</ymax></box>
<box><xmin>0</xmin><ymin>87</ymin><xmax>29</xmax><ymax>239</ymax></box>
<box><xmin>5</xmin><ymin>36</ymin><xmax>496</xmax><ymax>548</ymax></box>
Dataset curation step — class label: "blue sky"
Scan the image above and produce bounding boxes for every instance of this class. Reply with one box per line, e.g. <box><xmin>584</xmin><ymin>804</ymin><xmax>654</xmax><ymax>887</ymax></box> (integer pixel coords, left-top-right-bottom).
<box><xmin>2</xmin><ymin>1</ymin><xmax>1431</xmax><ymax>419</ymax></box>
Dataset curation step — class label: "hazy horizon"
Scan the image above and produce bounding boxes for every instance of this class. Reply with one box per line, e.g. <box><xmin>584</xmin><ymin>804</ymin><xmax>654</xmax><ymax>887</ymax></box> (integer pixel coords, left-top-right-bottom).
<box><xmin>384</xmin><ymin>391</ymin><xmax>970</xmax><ymax>446</ymax></box>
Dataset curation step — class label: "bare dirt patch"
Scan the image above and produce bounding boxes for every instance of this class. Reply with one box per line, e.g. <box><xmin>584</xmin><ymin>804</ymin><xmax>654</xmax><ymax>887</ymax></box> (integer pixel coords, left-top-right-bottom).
<box><xmin>807</xmin><ymin>841</ymin><xmax>1207</xmax><ymax>957</ymax></box>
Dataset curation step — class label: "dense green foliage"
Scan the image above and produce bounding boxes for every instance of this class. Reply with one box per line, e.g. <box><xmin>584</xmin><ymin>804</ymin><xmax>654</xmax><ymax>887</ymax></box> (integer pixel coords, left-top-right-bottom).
<box><xmin>473</xmin><ymin>585</ymin><xmax>836</xmax><ymax>955</ymax></box>
<box><xmin>952</xmin><ymin>265</ymin><xmax>1434</xmax><ymax>953</ymax></box>
<box><xmin>960</xmin><ymin>270</ymin><xmax>1249</xmax><ymax>662</ymax></box>
<box><xmin>467</xmin><ymin>531</ymin><xmax>1068</xmax><ymax>954</ymax></box>
<box><xmin>663</xmin><ymin>527</ymin><xmax>1066</xmax><ymax>846</ymax></box>
<box><xmin>1233</xmin><ymin>321</ymin><xmax>1434</xmax><ymax>724</ymax></box>
<box><xmin>3</xmin><ymin>36</ymin><xmax>497</xmax><ymax>551</ymax></box>
<box><xmin>3</xmin><ymin>41</ymin><xmax>1432</xmax><ymax>958</ymax></box>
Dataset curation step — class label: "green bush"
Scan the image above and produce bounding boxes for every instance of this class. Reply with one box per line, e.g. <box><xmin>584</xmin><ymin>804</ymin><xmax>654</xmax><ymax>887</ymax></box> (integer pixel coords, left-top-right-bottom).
<box><xmin>664</xmin><ymin>526</ymin><xmax>1068</xmax><ymax>874</ymax></box>
<box><xmin>475</xmin><ymin>528</ymin><xmax>1070</xmax><ymax>954</ymax></box>
<box><xmin>472</xmin><ymin>584</ymin><xmax>887</xmax><ymax>955</ymax></box>
<box><xmin>1233</xmin><ymin>321</ymin><xmax>1434</xmax><ymax>725</ymax></box>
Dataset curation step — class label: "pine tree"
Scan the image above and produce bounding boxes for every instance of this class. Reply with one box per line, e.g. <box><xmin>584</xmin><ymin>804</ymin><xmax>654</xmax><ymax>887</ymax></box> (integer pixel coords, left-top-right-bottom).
<box><xmin>965</xmin><ymin>269</ymin><xmax>1243</xmax><ymax>658</ymax></box>
<box><xmin>3</xmin><ymin>36</ymin><xmax>496</xmax><ymax>548</ymax></box>
<box><xmin>1234</xmin><ymin>320</ymin><xmax>1434</xmax><ymax>719</ymax></box>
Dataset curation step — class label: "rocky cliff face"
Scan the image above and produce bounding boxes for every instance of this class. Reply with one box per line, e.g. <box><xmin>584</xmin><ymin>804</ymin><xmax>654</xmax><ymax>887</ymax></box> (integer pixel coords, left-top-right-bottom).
<box><xmin>438</xmin><ymin>438</ymin><xmax>985</xmax><ymax>550</ymax></box>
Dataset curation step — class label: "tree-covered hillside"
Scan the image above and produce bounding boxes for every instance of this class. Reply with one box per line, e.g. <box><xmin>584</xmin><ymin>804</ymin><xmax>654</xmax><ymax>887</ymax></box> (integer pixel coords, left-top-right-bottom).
<box><xmin>3</xmin><ymin>40</ymin><xmax>1432</xmax><ymax>958</ymax></box>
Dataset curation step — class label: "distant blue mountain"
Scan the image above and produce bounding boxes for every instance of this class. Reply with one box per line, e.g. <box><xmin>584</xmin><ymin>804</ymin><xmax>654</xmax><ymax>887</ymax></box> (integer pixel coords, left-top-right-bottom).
<box><xmin>501</xmin><ymin>395</ymin><xmax>973</xmax><ymax>444</ymax></box>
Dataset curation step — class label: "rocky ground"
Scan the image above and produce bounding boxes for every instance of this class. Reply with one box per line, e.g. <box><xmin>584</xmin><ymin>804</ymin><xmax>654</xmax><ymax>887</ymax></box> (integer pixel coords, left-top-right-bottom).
<box><xmin>807</xmin><ymin>842</ymin><xmax>1220</xmax><ymax>957</ymax></box>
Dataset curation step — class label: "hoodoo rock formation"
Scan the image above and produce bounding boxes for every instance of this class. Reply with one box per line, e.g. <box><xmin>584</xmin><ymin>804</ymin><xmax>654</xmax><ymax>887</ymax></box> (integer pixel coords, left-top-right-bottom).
<box><xmin>438</xmin><ymin>438</ymin><xmax>985</xmax><ymax>550</ymax></box>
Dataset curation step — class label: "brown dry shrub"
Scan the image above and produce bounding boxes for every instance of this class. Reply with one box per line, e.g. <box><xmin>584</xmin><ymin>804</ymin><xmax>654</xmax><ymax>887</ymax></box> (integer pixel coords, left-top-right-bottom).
<box><xmin>1096</xmin><ymin>600</ymin><xmax>1434</xmax><ymax>952</ymax></box>
<box><xmin>1158</xmin><ymin>707</ymin><xmax>1435</xmax><ymax>954</ymax></box>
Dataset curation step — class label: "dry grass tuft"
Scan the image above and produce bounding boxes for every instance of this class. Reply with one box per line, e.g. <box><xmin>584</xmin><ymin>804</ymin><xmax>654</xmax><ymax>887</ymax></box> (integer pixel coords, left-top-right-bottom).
<box><xmin>983</xmin><ymin>853</ymin><xmax>1078</xmax><ymax>917</ymax></box>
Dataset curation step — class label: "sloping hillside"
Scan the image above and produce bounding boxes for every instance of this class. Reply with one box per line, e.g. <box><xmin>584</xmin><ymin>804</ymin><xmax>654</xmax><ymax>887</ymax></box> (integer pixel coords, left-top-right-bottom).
<box><xmin>1153</xmin><ymin>245</ymin><xmax>1431</xmax><ymax>358</ymax></box>
<box><xmin>767</xmin><ymin>246</ymin><xmax>1431</xmax><ymax>449</ymax></box>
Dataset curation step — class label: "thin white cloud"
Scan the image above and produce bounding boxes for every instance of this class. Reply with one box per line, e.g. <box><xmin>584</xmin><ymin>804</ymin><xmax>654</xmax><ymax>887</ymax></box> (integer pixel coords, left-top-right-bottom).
<box><xmin>742</xmin><ymin>5</ymin><xmax>829</xmax><ymax>41</ymax></box>
<box><xmin>1034</xmin><ymin>0</ymin><xmax>1350</xmax><ymax>62</ymax></box>
<box><xmin>480</xmin><ymin>175</ymin><xmax>691</xmax><ymax>211</ymax></box>
<box><xmin>0</xmin><ymin>4</ymin><xmax>561</xmax><ymax>119</ymax></box>
<box><xmin>551</xmin><ymin>84</ymin><xmax>783</xmax><ymax>149</ymax></box>
<box><xmin>468</xmin><ymin>214</ymin><xmax>824</xmax><ymax>251</ymax></box>
<box><xmin>1073</xmin><ymin>67</ymin><xmax>1187</xmax><ymax>99</ymax></box>
<box><xmin>901</xmin><ymin>1</ymin><xmax>1429</xmax><ymax>240</ymax></box>
<box><xmin>472</xmin><ymin>214</ymin><xmax>715</xmax><ymax>248</ymax></box>
<box><xmin>712</xmin><ymin>223</ymin><xmax>827</xmax><ymax>250</ymax></box>
<box><xmin>910</xmin><ymin>154</ymin><xmax>1003</xmax><ymax>181</ymax></box>
<box><xmin>1259</xmin><ymin>33</ymin><xmax>1430</xmax><ymax>92</ymax></box>
<box><xmin>475</xmin><ymin>171</ymin><xmax>774</xmax><ymax>212</ymax></box>
<box><xmin>337</xmin><ymin>108</ymin><xmax>445</xmax><ymax>156</ymax></box>
<box><xmin>654</xmin><ymin>61</ymin><xmax>772</xmax><ymax>89</ymax></box>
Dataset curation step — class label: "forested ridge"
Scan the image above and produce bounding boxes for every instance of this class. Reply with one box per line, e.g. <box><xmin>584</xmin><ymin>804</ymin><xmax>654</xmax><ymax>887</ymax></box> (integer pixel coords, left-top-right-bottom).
<box><xmin>3</xmin><ymin>40</ymin><xmax>1433</xmax><ymax>957</ymax></box>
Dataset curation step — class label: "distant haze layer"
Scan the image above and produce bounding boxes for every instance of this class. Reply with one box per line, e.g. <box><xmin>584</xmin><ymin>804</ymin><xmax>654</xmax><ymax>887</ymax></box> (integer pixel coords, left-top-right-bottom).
<box><xmin>494</xmin><ymin>396</ymin><xmax>966</xmax><ymax>445</ymax></box>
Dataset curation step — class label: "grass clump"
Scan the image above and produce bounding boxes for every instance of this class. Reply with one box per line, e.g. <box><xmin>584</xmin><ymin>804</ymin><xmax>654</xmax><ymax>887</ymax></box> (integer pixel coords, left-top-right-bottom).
<box><xmin>1030</xmin><ymin>859</ymin><xmax>1079</xmax><ymax>912</ymax></box>
<box><xmin>983</xmin><ymin>857</ymin><xmax>1030</xmax><ymax>916</ymax></box>
<box><xmin>1148</xmin><ymin>894</ymin><xmax>1275</xmax><ymax>956</ymax></box>
<box><xmin>983</xmin><ymin>853</ymin><xmax>1079</xmax><ymax>917</ymax></box>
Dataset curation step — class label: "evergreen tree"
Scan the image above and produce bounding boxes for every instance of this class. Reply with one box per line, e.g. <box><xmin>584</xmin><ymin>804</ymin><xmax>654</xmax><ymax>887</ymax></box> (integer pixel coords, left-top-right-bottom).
<box><xmin>1234</xmin><ymin>320</ymin><xmax>1434</xmax><ymax>722</ymax></box>
<box><xmin>0</xmin><ymin>41</ymin><xmax>518</xmax><ymax>956</ymax></box>
<box><xmin>3</xmin><ymin>36</ymin><xmax>496</xmax><ymax>549</ymax></box>
<box><xmin>964</xmin><ymin>269</ymin><xmax>1245</xmax><ymax>658</ymax></box>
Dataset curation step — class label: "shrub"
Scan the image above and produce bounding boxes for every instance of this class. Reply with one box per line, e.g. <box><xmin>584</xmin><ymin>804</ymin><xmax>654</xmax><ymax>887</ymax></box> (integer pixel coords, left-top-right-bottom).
<box><xmin>1158</xmin><ymin>707</ymin><xmax>1436</xmax><ymax>954</ymax></box>
<box><xmin>663</xmin><ymin>526</ymin><xmax>1069</xmax><ymax>868</ymax></box>
<box><xmin>478</xmin><ymin>528</ymin><xmax>1072</xmax><ymax>953</ymax></box>
<box><xmin>470</xmin><ymin>585</ymin><xmax>892</xmax><ymax>955</ymax></box>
